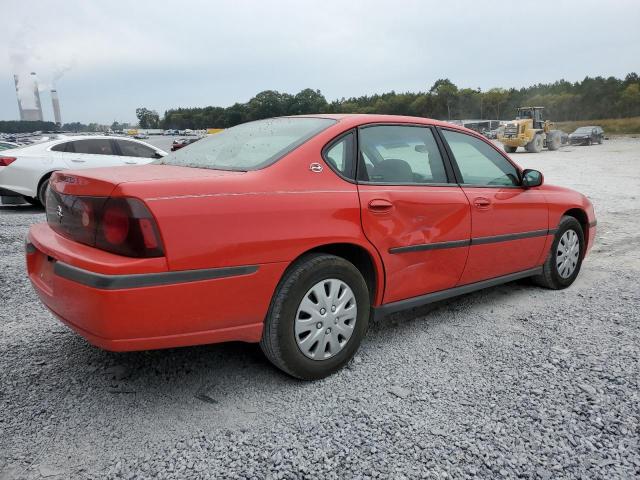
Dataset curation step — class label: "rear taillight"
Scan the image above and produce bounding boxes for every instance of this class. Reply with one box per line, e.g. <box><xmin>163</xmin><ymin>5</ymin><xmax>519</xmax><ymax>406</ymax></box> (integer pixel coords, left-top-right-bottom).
<box><xmin>46</xmin><ymin>190</ymin><xmax>164</xmax><ymax>258</ymax></box>
<box><xmin>95</xmin><ymin>198</ymin><xmax>164</xmax><ymax>257</ymax></box>
<box><xmin>0</xmin><ymin>157</ymin><xmax>16</xmax><ymax>166</ymax></box>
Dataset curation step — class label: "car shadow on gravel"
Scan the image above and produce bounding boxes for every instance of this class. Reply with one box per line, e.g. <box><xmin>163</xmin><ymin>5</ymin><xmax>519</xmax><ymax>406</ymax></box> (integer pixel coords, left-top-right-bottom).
<box><xmin>47</xmin><ymin>333</ymin><xmax>300</xmax><ymax>407</ymax></box>
<box><xmin>0</xmin><ymin>204</ymin><xmax>43</xmax><ymax>214</ymax></box>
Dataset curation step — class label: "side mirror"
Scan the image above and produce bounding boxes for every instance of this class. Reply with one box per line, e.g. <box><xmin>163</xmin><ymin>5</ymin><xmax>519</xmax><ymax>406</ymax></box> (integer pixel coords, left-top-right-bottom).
<box><xmin>522</xmin><ymin>169</ymin><xmax>543</xmax><ymax>188</ymax></box>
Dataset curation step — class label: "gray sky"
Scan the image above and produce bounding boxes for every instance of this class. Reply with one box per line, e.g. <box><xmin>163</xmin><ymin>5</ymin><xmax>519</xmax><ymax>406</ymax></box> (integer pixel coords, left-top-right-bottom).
<box><xmin>2</xmin><ymin>0</ymin><xmax>639</xmax><ymax>124</ymax></box>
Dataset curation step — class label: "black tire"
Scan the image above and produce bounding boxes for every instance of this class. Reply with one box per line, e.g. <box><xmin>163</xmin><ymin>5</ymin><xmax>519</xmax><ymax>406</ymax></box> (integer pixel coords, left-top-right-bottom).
<box><xmin>587</xmin><ymin>138</ymin><xmax>592</xmax><ymax>146</ymax></box>
<box><xmin>260</xmin><ymin>253</ymin><xmax>370</xmax><ymax>380</ymax></box>
<box><xmin>22</xmin><ymin>196</ymin><xmax>42</xmax><ymax>207</ymax></box>
<box><xmin>547</xmin><ymin>131</ymin><xmax>561</xmax><ymax>151</ymax></box>
<box><xmin>526</xmin><ymin>134</ymin><xmax>543</xmax><ymax>153</ymax></box>
<box><xmin>504</xmin><ymin>145</ymin><xmax>517</xmax><ymax>153</ymax></box>
<box><xmin>533</xmin><ymin>216</ymin><xmax>585</xmax><ymax>290</ymax></box>
<box><xmin>37</xmin><ymin>177</ymin><xmax>51</xmax><ymax>207</ymax></box>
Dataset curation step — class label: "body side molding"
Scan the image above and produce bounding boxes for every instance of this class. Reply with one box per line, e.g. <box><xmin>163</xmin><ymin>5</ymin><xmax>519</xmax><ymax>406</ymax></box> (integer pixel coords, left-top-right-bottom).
<box><xmin>54</xmin><ymin>261</ymin><xmax>259</xmax><ymax>290</ymax></box>
<box><xmin>373</xmin><ymin>267</ymin><xmax>543</xmax><ymax>320</ymax></box>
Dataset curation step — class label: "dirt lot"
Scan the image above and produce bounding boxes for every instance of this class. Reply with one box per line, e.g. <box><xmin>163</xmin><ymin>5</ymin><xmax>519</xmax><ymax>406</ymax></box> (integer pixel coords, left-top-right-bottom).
<box><xmin>0</xmin><ymin>138</ymin><xmax>638</xmax><ymax>479</ymax></box>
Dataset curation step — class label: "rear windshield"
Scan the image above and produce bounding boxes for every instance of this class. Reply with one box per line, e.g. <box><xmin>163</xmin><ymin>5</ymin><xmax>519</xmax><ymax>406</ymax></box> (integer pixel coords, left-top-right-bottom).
<box><xmin>155</xmin><ymin>117</ymin><xmax>336</xmax><ymax>171</ymax></box>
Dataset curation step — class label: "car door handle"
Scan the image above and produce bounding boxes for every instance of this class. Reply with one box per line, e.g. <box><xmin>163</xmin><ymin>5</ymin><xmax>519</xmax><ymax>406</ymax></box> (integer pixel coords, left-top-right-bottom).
<box><xmin>124</xmin><ymin>161</ymin><xmax>137</xmax><ymax>164</ymax></box>
<box><xmin>473</xmin><ymin>197</ymin><xmax>491</xmax><ymax>209</ymax></box>
<box><xmin>70</xmin><ymin>159</ymin><xmax>86</xmax><ymax>163</ymax></box>
<box><xmin>368</xmin><ymin>199</ymin><xmax>393</xmax><ymax>212</ymax></box>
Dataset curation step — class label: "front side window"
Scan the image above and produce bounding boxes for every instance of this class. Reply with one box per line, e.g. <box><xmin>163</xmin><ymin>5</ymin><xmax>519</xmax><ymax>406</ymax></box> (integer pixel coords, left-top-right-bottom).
<box><xmin>441</xmin><ymin>130</ymin><xmax>519</xmax><ymax>186</ymax></box>
<box><xmin>156</xmin><ymin>117</ymin><xmax>336</xmax><ymax>171</ymax></box>
<box><xmin>71</xmin><ymin>139</ymin><xmax>116</xmax><ymax>156</ymax></box>
<box><xmin>357</xmin><ymin>125</ymin><xmax>448</xmax><ymax>184</ymax></box>
<box><xmin>116</xmin><ymin>140</ymin><xmax>158</xmax><ymax>158</ymax></box>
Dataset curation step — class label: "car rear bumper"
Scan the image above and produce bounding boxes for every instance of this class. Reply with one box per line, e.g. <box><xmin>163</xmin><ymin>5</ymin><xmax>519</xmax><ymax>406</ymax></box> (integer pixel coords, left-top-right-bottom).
<box><xmin>26</xmin><ymin>224</ymin><xmax>287</xmax><ymax>351</ymax></box>
<box><xmin>569</xmin><ymin>138</ymin><xmax>589</xmax><ymax>145</ymax></box>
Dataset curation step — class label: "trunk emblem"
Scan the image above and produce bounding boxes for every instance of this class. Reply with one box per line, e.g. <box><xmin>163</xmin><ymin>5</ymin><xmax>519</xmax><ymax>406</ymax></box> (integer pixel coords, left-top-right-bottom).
<box><xmin>309</xmin><ymin>163</ymin><xmax>323</xmax><ymax>173</ymax></box>
<box><xmin>56</xmin><ymin>205</ymin><xmax>64</xmax><ymax>222</ymax></box>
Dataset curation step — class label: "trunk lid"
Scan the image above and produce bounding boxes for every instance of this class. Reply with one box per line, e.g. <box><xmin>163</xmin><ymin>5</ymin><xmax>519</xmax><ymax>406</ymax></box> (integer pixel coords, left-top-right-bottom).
<box><xmin>50</xmin><ymin>165</ymin><xmax>244</xmax><ymax>197</ymax></box>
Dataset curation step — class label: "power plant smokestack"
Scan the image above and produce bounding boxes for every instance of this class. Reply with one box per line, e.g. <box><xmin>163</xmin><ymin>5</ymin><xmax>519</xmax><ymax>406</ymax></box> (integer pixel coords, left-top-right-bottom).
<box><xmin>29</xmin><ymin>72</ymin><xmax>43</xmax><ymax>121</ymax></box>
<box><xmin>14</xmin><ymin>72</ymin><xmax>43</xmax><ymax>121</ymax></box>
<box><xmin>14</xmin><ymin>75</ymin><xmax>25</xmax><ymax>120</ymax></box>
<box><xmin>51</xmin><ymin>89</ymin><xmax>62</xmax><ymax>125</ymax></box>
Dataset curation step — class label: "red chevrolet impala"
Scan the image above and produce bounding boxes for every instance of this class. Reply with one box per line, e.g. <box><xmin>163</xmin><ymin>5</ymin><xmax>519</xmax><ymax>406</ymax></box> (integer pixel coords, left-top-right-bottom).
<box><xmin>26</xmin><ymin>115</ymin><xmax>596</xmax><ymax>379</ymax></box>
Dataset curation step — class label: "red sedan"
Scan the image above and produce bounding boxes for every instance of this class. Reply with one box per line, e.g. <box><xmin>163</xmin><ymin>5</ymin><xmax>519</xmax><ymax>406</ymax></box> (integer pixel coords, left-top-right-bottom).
<box><xmin>26</xmin><ymin>115</ymin><xmax>596</xmax><ymax>379</ymax></box>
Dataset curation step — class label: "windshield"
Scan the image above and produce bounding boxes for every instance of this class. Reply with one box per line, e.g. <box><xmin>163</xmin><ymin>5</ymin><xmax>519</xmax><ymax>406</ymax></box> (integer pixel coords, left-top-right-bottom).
<box><xmin>156</xmin><ymin>117</ymin><xmax>336</xmax><ymax>171</ymax></box>
<box><xmin>574</xmin><ymin>127</ymin><xmax>592</xmax><ymax>133</ymax></box>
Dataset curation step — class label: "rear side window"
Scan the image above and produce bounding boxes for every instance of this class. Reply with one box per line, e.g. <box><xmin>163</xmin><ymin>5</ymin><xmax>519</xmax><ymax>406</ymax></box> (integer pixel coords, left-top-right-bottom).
<box><xmin>51</xmin><ymin>142</ymin><xmax>71</xmax><ymax>152</ymax></box>
<box><xmin>116</xmin><ymin>140</ymin><xmax>158</xmax><ymax>158</ymax></box>
<box><xmin>323</xmin><ymin>132</ymin><xmax>355</xmax><ymax>179</ymax></box>
<box><xmin>70</xmin><ymin>139</ymin><xmax>116</xmax><ymax>155</ymax></box>
<box><xmin>357</xmin><ymin>125</ymin><xmax>448</xmax><ymax>184</ymax></box>
<box><xmin>157</xmin><ymin>117</ymin><xmax>336</xmax><ymax>171</ymax></box>
<box><xmin>441</xmin><ymin>130</ymin><xmax>519</xmax><ymax>186</ymax></box>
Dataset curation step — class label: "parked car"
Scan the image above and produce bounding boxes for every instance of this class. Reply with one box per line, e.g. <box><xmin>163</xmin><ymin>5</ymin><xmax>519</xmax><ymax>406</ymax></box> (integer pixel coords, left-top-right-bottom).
<box><xmin>0</xmin><ymin>136</ymin><xmax>167</xmax><ymax>206</ymax></box>
<box><xmin>569</xmin><ymin>126</ymin><xmax>604</xmax><ymax>145</ymax></box>
<box><xmin>482</xmin><ymin>129</ymin><xmax>498</xmax><ymax>140</ymax></box>
<box><xmin>0</xmin><ymin>141</ymin><xmax>19</xmax><ymax>151</ymax></box>
<box><xmin>171</xmin><ymin>137</ymin><xmax>199</xmax><ymax>151</ymax></box>
<box><xmin>134</xmin><ymin>132</ymin><xmax>149</xmax><ymax>139</ymax></box>
<box><xmin>25</xmin><ymin>115</ymin><xmax>596</xmax><ymax>379</ymax></box>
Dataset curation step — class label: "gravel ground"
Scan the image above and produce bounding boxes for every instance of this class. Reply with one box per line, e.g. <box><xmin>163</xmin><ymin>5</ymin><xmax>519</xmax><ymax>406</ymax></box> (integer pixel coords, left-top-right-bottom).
<box><xmin>1</xmin><ymin>138</ymin><xmax>638</xmax><ymax>479</ymax></box>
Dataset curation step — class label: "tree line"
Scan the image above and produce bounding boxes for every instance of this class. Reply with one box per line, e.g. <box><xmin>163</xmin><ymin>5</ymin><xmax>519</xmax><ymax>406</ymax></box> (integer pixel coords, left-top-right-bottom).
<box><xmin>159</xmin><ymin>73</ymin><xmax>640</xmax><ymax>129</ymax></box>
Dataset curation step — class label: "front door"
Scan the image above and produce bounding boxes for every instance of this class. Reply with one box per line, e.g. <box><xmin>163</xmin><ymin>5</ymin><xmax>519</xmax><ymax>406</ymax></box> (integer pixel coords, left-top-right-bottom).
<box><xmin>439</xmin><ymin>128</ymin><xmax>549</xmax><ymax>285</ymax></box>
<box><xmin>356</xmin><ymin>124</ymin><xmax>471</xmax><ymax>304</ymax></box>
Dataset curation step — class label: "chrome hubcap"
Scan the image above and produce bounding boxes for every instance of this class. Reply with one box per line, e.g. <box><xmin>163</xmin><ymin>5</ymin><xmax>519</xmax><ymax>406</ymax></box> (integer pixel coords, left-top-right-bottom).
<box><xmin>556</xmin><ymin>229</ymin><xmax>580</xmax><ymax>278</ymax></box>
<box><xmin>294</xmin><ymin>279</ymin><xmax>357</xmax><ymax>360</ymax></box>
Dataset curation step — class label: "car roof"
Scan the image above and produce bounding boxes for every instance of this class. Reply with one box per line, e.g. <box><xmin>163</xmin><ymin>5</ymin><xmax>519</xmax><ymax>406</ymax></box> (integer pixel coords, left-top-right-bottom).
<box><xmin>6</xmin><ymin>135</ymin><xmax>162</xmax><ymax>154</ymax></box>
<box><xmin>289</xmin><ymin>113</ymin><xmax>460</xmax><ymax>129</ymax></box>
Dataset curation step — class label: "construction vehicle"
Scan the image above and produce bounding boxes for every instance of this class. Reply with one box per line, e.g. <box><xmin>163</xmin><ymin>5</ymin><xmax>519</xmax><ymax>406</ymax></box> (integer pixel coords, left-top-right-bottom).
<box><xmin>497</xmin><ymin>107</ymin><xmax>562</xmax><ymax>153</ymax></box>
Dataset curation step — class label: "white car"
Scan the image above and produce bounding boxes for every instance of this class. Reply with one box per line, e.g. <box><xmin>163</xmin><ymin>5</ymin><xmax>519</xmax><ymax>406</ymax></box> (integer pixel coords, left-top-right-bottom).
<box><xmin>0</xmin><ymin>135</ymin><xmax>167</xmax><ymax>206</ymax></box>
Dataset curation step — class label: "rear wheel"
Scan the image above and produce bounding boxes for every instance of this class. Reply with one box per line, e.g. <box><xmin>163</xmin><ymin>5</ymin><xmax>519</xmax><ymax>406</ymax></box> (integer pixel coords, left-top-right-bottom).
<box><xmin>504</xmin><ymin>145</ymin><xmax>517</xmax><ymax>153</ymax></box>
<box><xmin>533</xmin><ymin>216</ymin><xmax>584</xmax><ymax>290</ymax></box>
<box><xmin>260</xmin><ymin>254</ymin><xmax>370</xmax><ymax>380</ymax></box>
<box><xmin>22</xmin><ymin>196</ymin><xmax>42</xmax><ymax>207</ymax></box>
<box><xmin>526</xmin><ymin>134</ymin><xmax>543</xmax><ymax>153</ymax></box>
<box><xmin>37</xmin><ymin>177</ymin><xmax>51</xmax><ymax>207</ymax></box>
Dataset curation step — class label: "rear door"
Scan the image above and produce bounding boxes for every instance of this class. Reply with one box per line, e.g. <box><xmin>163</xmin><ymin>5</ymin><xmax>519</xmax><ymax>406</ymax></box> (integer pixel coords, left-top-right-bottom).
<box><xmin>439</xmin><ymin>128</ymin><xmax>549</xmax><ymax>285</ymax></box>
<box><xmin>355</xmin><ymin>124</ymin><xmax>471</xmax><ymax>304</ymax></box>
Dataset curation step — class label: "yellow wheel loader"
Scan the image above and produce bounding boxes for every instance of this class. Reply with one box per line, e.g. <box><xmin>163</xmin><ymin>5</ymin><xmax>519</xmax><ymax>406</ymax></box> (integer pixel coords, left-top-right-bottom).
<box><xmin>498</xmin><ymin>107</ymin><xmax>562</xmax><ymax>153</ymax></box>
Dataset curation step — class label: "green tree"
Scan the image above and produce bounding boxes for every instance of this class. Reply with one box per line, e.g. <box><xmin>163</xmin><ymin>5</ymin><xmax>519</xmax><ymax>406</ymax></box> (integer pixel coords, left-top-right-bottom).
<box><xmin>136</xmin><ymin>108</ymin><xmax>160</xmax><ymax>129</ymax></box>
<box><xmin>429</xmin><ymin>79</ymin><xmax>458</xmax><ymax>119</ymax></box>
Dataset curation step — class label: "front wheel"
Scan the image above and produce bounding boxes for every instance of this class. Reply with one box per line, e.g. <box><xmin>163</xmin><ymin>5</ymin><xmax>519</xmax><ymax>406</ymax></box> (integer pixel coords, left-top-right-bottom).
<box><xmin>504</xmin><ymin>145</ymin><xmax>517</xmax><ymax>153</ymax></box>
<box><xmin>260</xmin><ymin>254</ymin><xmax>370</xmax><ymax>380</ymax></box>
<box><xmin>526</xmin><ymin>134</ymin><xmax>543</xmax><ymax>153</ymax></box>
<box><xmin>533</xmin><ymin>216</ymin><xmax>585</xmax><ymax>289</ymax></box>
